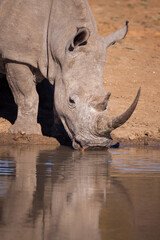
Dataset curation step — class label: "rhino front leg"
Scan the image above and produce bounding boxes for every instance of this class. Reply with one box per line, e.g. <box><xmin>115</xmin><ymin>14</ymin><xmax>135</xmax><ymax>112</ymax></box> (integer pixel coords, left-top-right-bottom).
<box><xmin>6</xmin><ymin>62</ymin><xmax>41</xmax><ymax>134</ymax></box>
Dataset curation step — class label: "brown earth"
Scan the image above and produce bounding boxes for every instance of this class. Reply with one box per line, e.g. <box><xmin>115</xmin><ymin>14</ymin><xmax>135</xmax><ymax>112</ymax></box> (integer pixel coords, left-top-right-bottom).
<box><xmin>0</xmin><ymin>0</ymin><xmax>160</xmax><ymax>147</ymax></box>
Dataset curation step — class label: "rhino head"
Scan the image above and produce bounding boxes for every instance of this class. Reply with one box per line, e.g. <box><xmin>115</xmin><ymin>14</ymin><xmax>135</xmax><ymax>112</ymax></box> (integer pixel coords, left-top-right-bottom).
<box><xmin>52</xmin><ymin>22</ymin><xmax>140</xmax><ymax>149</ymax></box>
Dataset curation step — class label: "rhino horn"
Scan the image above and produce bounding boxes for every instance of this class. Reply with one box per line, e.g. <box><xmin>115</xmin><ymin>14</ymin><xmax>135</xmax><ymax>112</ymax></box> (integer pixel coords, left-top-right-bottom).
<box><xmin>95</xmin><ymin>88</ymin><xmax>141</xmax><ymax>136</ymax></box>
<box><xmin>104</xmin><ymin>21</ymin><xmax>129</xmax><ymax>48</ymax></box>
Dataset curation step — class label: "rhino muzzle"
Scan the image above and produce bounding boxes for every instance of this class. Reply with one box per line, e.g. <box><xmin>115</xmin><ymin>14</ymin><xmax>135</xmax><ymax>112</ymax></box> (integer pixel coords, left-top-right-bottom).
<box><xmin>72</xmin><ymin>134</ymin><xmax>113</xmax><ymax>150</ymax></box>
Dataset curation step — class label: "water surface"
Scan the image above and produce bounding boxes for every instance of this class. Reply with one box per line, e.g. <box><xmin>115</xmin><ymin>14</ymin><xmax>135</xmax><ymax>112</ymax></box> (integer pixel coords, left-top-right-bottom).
<box><xmin>0</xmin><ymin>145</ymin><xmax>160</xmax><ymax>240</ymax></box>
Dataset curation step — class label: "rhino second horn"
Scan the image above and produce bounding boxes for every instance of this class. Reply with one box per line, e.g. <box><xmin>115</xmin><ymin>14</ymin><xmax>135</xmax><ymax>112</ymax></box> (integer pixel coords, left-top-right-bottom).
<box><xmin>92</xmin><ymin>92</ymin><xmax>111</xmax><ymax>111</ymax></box>
<box><xmin>95</xmin><ymin>88</ymin><xmax>141</xmax><ymax>136</ymax></box>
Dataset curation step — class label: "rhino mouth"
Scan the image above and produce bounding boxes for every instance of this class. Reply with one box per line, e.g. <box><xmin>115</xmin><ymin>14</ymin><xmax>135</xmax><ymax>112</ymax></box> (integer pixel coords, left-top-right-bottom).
<box><xmin>72</xmin><ymin>135</ymin><xmax>113</xmax><ymax>150</ymax></box>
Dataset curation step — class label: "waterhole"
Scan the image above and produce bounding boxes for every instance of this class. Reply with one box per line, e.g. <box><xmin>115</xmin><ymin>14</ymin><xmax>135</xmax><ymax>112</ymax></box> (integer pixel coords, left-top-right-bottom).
<box><xmin>0</xmin><ymin>145</ymin><xmax>160</xmax><ymax>240</ymax></box>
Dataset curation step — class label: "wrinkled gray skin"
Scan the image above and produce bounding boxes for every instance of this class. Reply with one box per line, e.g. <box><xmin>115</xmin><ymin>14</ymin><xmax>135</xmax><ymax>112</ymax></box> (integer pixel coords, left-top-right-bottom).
<box><xmin>0</xmin><ymin>0</ymin><xmax>140</xmax><ymax>149</ymax></box>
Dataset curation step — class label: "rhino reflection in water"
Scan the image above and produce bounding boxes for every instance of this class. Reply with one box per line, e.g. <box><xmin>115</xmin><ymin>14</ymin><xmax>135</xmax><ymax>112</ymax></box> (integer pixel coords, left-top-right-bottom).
<box><xmin>0</xmin><ymin>146</ymin><xmax>134</xmax><ymax>240</ymax></box>
<box><xmin>0</xmin><ymin>0</ymin><xmax>140</xmax><ymax>149</ymax></box>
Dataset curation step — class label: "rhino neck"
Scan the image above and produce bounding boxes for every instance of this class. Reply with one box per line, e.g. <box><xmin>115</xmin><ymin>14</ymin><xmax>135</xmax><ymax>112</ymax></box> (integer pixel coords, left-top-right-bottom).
<box><xmin>41</xmin><ymin>0</ymin><xmax>99</xmax><ymax>84</ymax></box>
<box><xmin>47</xmin><ymin>0</ymin><xmax>98</xmax><ymax>73</ymax></box>
<box><xmin>48</xmin><ymin>0</ymin><xmax>98</xmax><ymax>31</ymax></box>
<box><xmin>38</xmin><ymin>0</ymin><xmax>55</xmax><ymax>83</ymax></box>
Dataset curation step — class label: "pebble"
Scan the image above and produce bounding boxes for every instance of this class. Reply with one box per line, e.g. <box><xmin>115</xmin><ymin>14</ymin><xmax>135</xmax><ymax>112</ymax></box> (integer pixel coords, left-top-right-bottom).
<box><xmin>129</xmin><ymin>134</ymin><xmax>136</xmax><ymax>140</ymax></box>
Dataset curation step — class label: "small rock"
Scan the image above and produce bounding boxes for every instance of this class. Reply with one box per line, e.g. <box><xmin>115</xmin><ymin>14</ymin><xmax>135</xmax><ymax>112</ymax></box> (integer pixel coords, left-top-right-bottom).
<box><xmin>129</xmin><ymin>134</ymin><xmax>135</xmax><ymax>140</ymax></box>
<box><xmin>20</xmin><ymin>131</ymin><xmax>25</xmax><ymax>135</ymax></box>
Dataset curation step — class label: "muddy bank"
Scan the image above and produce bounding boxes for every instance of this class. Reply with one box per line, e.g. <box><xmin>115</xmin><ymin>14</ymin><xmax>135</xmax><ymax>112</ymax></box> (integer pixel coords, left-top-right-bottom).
<box><xmin>112</xmin><ymin>134</ymin><xmax>160</xmax><ymax>148</ymax></box>
<box><xmin>0</xmin><ymin>118</ymin><xmax>159</xmax><ymax>147</ymax></box>
<box><xmin>0</xmin><ymin>131</ymin><xmax>59</xmax><ymax>146</ymax></box>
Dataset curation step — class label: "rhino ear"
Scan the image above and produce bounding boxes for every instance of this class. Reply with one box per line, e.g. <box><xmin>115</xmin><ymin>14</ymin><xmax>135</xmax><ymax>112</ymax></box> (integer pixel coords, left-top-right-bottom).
<box><xmin>67</xmin><ymin>27</ymin><xmax>90</xmax><ymax>51</ymax></box>
<box><xmin>103</xmin><ymin>21</ymin><xmax>128</xmax><ymax>48</ymax></box>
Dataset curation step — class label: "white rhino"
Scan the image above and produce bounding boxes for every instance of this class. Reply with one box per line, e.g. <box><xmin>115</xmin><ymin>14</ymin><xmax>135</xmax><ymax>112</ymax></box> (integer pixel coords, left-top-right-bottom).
<box><xmin>0</xmin><ymin>0</ymin><xmax>140</xmax><ymax>149</ymax></box>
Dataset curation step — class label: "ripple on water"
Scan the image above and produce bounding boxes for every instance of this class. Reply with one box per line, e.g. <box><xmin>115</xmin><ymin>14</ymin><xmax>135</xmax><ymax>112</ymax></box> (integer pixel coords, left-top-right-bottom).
<box><xmin>110</xmin><ymin>147</ymin><xmax>160</xmax><ymax>175</ymax></box>
<box><xmin>0</xmin><ymin>158</ymin><xmax>16</xmax><ymax>176</ymax></box>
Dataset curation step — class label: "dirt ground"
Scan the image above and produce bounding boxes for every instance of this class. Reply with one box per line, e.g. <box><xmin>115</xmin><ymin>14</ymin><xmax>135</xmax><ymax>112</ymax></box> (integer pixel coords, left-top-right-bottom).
<box><xmin>0</xmin><ymin>0</ymin><xmax>160</xmax><ymax>147</ymax></box>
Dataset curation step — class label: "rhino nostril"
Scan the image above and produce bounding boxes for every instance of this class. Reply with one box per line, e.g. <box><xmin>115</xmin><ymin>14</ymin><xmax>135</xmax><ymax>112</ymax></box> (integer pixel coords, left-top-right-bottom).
<box><xmin>69</xmin><ymin>96</ymin><xmax>75</xmax><ymax>104</ymax></box>
<box><xmin>68</xmin><ymin>94</ymin><xmax>79</xmax><ymax>108</ymax></box>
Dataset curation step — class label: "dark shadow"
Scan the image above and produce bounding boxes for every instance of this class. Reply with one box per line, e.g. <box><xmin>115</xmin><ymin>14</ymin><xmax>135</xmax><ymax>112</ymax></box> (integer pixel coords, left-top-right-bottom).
<box><xmin>0</xmin><ymin>73</ymin><xmax>17</xmax><ymax>123</ymax></box>
<box><xmin>0</xmin><ymin>74</ymin><xmax>71</xmax><ymax>146</ymax></box>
